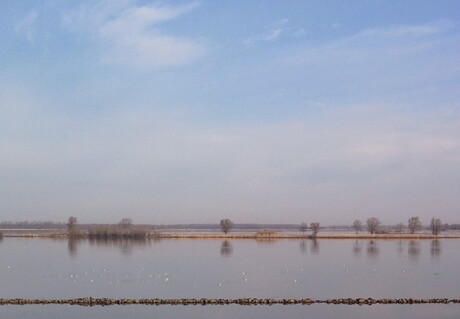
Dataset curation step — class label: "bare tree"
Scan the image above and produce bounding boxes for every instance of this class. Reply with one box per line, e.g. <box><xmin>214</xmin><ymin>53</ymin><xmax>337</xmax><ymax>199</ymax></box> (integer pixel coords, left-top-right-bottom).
<box><xmin>310</xmin><ymin>222</ymin><xmax>320</xmax><ymax>235</ymax></box>
<box><xmin>220</xmin><ymin>219</ymin><xmax>233</xmax><ymax>234</ymax></box>
<box><xmin>67</xmin><ymin>216</ymin><xmax>79</xmax><ymax>237</ymax></box>
<box><xmin>119</xmin><ymin>218</ymin><xmax>133</xmax><ymax>229</ymax></box>
<box><xmin>366</xmin><ymin>217</ymin><xmax>380</xmax><ymax>235</ymax></box>
<box><xmin>430</xmin><ymin>218</ymin><xmax>442</xmax><ymax>236</ymax></box>
<box><xmin>408</xmin><ymin>217</ymin><xmax>422</xmax><ymax>234</ymax></box>
<box><xmin>395</xmin><ymin>223</ymin><xmax>405</xmax><ymax>234</ymax></box>
<box><xmin>352</xmin><ymin>220</ymin><xmax>362</xmax><ymax>234</ymax></box>
<box><xmin>299</xmin><ymin>223</ymin><xmax>308</xmax><ymax>235</ymax></box>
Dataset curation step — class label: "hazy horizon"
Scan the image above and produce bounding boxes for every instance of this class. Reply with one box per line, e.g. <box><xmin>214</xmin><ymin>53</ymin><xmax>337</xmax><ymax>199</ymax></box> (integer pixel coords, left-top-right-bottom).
<box><xmin>1</xmin><ymin>1</ymin><xmax>460</xmax><ymax>225</ymax></box>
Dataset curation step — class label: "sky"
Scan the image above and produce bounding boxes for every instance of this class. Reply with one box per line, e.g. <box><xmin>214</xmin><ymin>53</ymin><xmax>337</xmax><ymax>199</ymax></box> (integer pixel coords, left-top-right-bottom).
<box><xmin>1</xmin><ymin>0</ymin><xmax>460</xmax><ymax>225</ymax></box>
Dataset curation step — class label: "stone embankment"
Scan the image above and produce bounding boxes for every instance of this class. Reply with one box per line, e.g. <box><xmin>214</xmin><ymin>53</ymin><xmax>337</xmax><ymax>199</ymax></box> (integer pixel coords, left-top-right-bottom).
<box><xmin>0</xmin><ymin>297</ymin><xmax>459</xmax><ymax>306</ymax></box>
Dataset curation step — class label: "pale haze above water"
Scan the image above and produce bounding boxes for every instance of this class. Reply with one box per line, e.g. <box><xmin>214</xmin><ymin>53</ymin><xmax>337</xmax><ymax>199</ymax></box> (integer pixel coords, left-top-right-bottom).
<box><xmin>1</xmin><ymin>1</ymin><xmax>460</xmax><ymax>224</ymax></box>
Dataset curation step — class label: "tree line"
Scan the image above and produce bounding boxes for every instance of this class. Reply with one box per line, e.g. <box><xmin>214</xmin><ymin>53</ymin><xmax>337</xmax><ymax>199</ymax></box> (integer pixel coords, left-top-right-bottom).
<box><xmin>350</xmin><ymin>217</ymin><xmax>445</xmax><ymax>236</ymax></box>
<box><xmin>219</xmin><ymin>216</ymin><xmax>446</xmax><ymax>236</ymax></box>
<box><xmin>0</xmin><ymin>217</ymin><xmax>453</xmax><ymax>237</ymax></box>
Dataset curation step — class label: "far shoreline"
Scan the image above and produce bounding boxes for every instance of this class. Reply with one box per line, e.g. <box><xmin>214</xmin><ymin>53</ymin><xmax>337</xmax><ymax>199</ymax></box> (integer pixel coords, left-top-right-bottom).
<box><xmin>2</xmin><ymin>232</ymin><xmax>460</xmax><ymax>240</ymax></box>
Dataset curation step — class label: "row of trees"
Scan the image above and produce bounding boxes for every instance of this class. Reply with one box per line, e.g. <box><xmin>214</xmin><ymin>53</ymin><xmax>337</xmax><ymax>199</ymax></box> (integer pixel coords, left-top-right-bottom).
<box><xmin>351</xmin><ymin>217</ymin><xmax>444</xmax><ymax>236</ymax></box>
<box><xmin>67</xmin><ymin>216</ymin><xmax>446</xmax><ymax>237</ymax></box>
<box><xmin>299</xmin><ymin>222</ymin><xmax>320</xmax><ymax>235</ymax></box>
<box><xmin>220</xmin><ymin>219</ymin><xmax>322</xmax><ymax>236</ymax></box>
<box><xmin>219</xmin><ymin>217</ymin><xmax>443</xmax><ymax>236</ymax></box>
<box><xmin>67</xmin><ymin>217</ymin><xmax>148</xmax><ymax>238</ymax></box>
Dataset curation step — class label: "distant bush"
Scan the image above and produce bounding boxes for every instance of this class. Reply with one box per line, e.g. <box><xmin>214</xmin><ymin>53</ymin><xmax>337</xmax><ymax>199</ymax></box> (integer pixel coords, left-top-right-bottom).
<box><xmin>256</xmin><ymin>230</ymin><xmax>278</xmax><ymax>237</ymax></box>
<box><xmin>88</xmin><ymin>226</ymin><xmax>148</xmax><ymax>239</ymax></box>
<box><xmin>150</xmin><ymin>230</ymin><xmax>163</xmax><ymax>239</ymax></box>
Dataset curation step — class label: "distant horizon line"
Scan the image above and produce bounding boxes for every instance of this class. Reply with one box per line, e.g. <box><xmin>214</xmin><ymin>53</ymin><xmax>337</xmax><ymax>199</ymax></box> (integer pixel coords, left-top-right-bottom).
<box><xmin>1</xmin><ymin>220</ymin><xmax>458</xmax><ymax>229</ymax></box>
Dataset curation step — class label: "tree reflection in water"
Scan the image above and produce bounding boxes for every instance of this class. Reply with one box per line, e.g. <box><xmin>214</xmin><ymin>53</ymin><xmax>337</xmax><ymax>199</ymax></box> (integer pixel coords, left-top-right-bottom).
<box><xmin>311</xmin><ymin>239</ymin><xmax>319</xmax><ymax>255</ymax></box>
<box><xmin>93</xmin><ymin>238</ymin><xmax>150</xmax><ymax>256</ymax></box>
<box><xmin>431</xmin><ymin>240</ymin><xmax>441</xmax><ymax>259</ymax></box>
<box><xmin>352</xmin><ymin>240</ymin><xmax>361</xmax><ymax>256</ymax></box>
<box><xmin>68</xmin><ymin>238</ymin><xmax>153</xmax><ymax>256</ymax></box>
<box><xmin>299</xmin><ymin>240</ymin><xmax>307</xmax><ymax>254</ymax></box>
<box><xmin>220</xmin><ymin>240</ymin><xmax>233</xmax><ymax>257</ymax></box>
<box><xmin>396</xmin><ymin>240</ymin><xmax>404</xmax><ymax>256</ymax></box>
<box><xmin>367</xmin><ymin>240</ymin><xmax>379</xmax><ymax>259</ymax></box>
<box><xmin>408</xmin><ymin>240</ymin><xmax>420</xmax><ymax>261</ymax></box>
<box><xmin>67</xmin><ymin>237</ymin><xmax>82</xmax><ymax>257</ymax></box>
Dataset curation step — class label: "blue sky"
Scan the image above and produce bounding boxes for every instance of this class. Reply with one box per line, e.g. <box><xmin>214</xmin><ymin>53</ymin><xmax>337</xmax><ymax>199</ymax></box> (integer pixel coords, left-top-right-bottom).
<box><xmin>1</xmin><ymin>0</ymin><xmax>460</xmax><ymax>225</ymax></box>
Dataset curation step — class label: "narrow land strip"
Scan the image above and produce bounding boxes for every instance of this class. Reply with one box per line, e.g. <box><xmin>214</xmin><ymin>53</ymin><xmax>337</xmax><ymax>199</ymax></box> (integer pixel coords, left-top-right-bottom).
<box><xmin>0</xmin><ymin>297</ymin><xmax>459</xmax><ymax>306</ymax></box>
<box><xmin>2</xmin><ymin>233</ymin><xmax>460</xmax><ymax>239</ymax></box>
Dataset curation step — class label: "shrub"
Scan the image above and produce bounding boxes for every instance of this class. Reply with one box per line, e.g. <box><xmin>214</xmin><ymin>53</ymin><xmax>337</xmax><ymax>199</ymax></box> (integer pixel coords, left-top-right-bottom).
<box><xmin>256</xmin><ymin>230</ymin><xmax>277</xmax><ymax>237</ymax></box>
<box><xmin>88</xmin><ymin>226</ymin><xmax>148</xmax><ymax>239</ymax></box>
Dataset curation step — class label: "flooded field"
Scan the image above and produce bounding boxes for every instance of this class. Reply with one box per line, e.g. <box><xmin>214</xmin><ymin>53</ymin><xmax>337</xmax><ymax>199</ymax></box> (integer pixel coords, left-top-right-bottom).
<box><xmin>0</xmin><ymin>238</ymin><xmax>459</xmax><ymax>318</ymax></box>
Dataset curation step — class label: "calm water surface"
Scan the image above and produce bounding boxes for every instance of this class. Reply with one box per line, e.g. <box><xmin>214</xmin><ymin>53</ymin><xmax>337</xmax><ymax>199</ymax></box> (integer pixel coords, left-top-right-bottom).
<box><xmin>0</xmin><ymin>237</ymin><xmax>459</xmax><ymax>318</ymax></box>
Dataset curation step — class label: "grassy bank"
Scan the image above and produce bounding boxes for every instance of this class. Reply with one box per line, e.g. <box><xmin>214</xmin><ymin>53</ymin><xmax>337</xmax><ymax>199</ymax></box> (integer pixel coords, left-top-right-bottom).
<box><xmin>156</xmin><ymin>233</ymin><xmax>460</xmax><ymax>239</ymax></box>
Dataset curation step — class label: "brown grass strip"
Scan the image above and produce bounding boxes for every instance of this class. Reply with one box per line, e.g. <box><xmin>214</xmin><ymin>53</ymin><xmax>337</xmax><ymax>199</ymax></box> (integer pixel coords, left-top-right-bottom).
<box><xmin>4</xmin><ymin>233</ymin><xmax>460</xmax><ymax>239</ymax></box>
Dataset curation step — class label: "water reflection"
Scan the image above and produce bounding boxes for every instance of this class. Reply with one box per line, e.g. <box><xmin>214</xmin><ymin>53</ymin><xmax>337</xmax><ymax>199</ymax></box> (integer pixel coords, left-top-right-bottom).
<box><xmin>352</xmin><ymin>240</ymin><xmax>362</xmax><ymax>256</ymax></box>
<box><xmin>66</xmin><ymin>238</ymin><xmax>154</xmax><ymax>256</ymax></box>
<box><xmin>396</xmin><ymin>240</ymin><xmax>404</xmax><ymax>256</ymax></box>
<box><xmin>90</xmin><ymin>238</ymin><xmax>150</xmax><ymax>255</ymax></box>
<box><xmin>299</xmin><ymin>240</ymin><xmax>307</xmax><ymax>254</ymax></box>
<box><xmin>430</xmin><ymin>240</ymin><xmax>441</xmax><ymax>259</ymax></box>
<box><xmin>2</xmin><ymin>237</ymin><xmax>460</xmax><ymax>319</ymax></box>
<box><xmin>367</xmin><ymin>240</ymin><xmax>379</xmax><ymax>259</ymax></box>
<box><xmin>311</xmin><ymin>239</ymin><xmax>319</xmax><ymax>255</ymax></box>
<box><xmin>408</xmin><ymin>240</ymin><xmax>421</xmax><ymax>261</ymax></box>
<box><xmin>220</xmin><ymin>240</ymin><xmax>233</xmax><ymax>257</ymax></box>
<box><xmin>255</xmin><ymin>238</ymin><xmax>278</xmax><ymax>245</ymax></box>
<box><xmin>67</xmin><ymin>238</ymin><xmax>83</xmax><ymax>257</ymax></box>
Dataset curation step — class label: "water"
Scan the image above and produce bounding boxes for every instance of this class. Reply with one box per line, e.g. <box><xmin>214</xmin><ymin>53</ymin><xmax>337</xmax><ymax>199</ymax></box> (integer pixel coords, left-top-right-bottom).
<box><xmin>0</xmin><ymin>237</ymin><xmax>459</xmax><ymax>318</ymax></box>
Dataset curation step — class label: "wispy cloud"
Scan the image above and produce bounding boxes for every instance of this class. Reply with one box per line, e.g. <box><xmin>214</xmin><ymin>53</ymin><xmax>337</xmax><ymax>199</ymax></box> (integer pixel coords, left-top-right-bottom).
<box><xmin>244</xmin><ymin>19</ymin><xmax>306</xmax><ymax>45</ymax></box>
<box><xmin>15</xmin><ymin>11</ymin><xmax>39</xmax><ymax>42</ymax></box>
<box><xmin>263</xmin><ymin>28</ymin><xmax>283</xmax><ymax>42</ymax></box>
<box><xmin>359</xmin><ymin>20</ymin><xmax>453</xmax><ymax>38</ymax></box>
<box><xmin>63</xmin><ymin>1</ymin><xmax>204</xmax><ymax>70</ymax></box>
<box><xmin>287</xmin><ymin>20</ymin><xmax>456</xmax><ymax>64</ymax></box>
<box><xmin>281</xmin><ymin>20</ymin><xmax>460</xmax><ymax>100</ymax></box>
